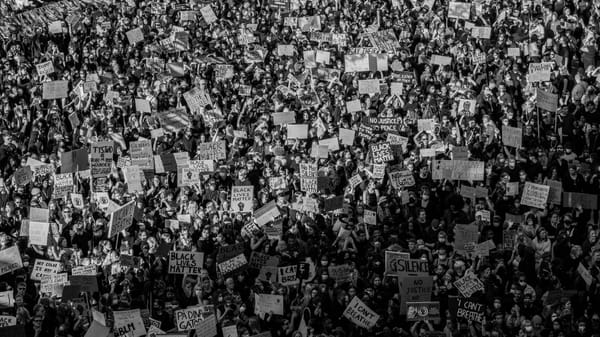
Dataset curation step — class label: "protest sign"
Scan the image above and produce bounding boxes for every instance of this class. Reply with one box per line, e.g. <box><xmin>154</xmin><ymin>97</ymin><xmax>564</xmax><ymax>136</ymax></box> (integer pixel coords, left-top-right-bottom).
<box><xmin>14</xmin><ymin>166</ymin><xmax>33</xmax><ymax>186</ymax></box>
<box><xmin>230</xmin><ymin>186</ymin><xmax>254</xmax><ymax>213</ymax></box>
<box><xmin>0</xmin><ymin>316</ymin><xmax>16</xmax><ymax>327</ymax></box>
<box><xmin>578</xmin><ymin>263</ymin><xmax>593</xmax><ymax>286</ymax></box>
<box><xmin>175</xmin><ymin>306</ymin><xmax>213</xmax><ymax>331</ymax></box>
<box><xmin>431</xmin><ymin>55</ymin><xmax>452</xmax><ymax>65</ymax></box>
<box><xmin>126</xmin><ymin>27</ymin><xmax>144</xmax><ymax>45</ymax></box>
<box><xmin>71</xmin><ymin>265</ymin><xmax>96</xmax><ymax>276</ymax></box>
<box><xmin>453</xmin><ymin>273</ymin><xmax>485</xmax><ymax>298</ymax></box>
<box><xmin>53</xmin><ymin>173</ymin><xmax>73</xmax><ymax>199</ymax></box>
<box><xmin>108</xmin><ymin>201</ymin><xmax>135</xmax><ymax>237</ymax></box>
<box><xmin>278</xmin><ymin>44</ymin><xmax>295</xmax><ymax>56</ymax></box>
<box><xmin>0</xmin><ymin>291</ymin><xmax>14</xmax><ymax>308</ymax></box>
<box><xmin>358</xmin><ymin>79</ymin><xmax>380</xmax><ymax>94</ymax></box>
<box><xmin>249</xmin><ymin>252</ymin><xmax>280</xmax><ymax>270</ymax></box>
<box><xmin>255</xmin><ymin>294</ymin><xmax>284</xmax><ymax>318</ymax></box>
<box><xmin>223</xmin><ymin>325</ymin><xmax>238</xmax><ymax>337</ymax></box>
<box><xmin>90</xmin><ymin>141</ymin><xmax>114</xmax><ymax>178</ymax></box>
<box><xmin>454</xmin><ymin>224</ymin><xmax>479</xmax><ymax>253</ymax></box>
<box><xmin>368</xmin><ymin>117</ymin><xmax>401</xmax><ymax>133</ymax></box>
<box><xmin>338</xmin><ymin>128</ymin><xmax>355</xmax><ymax>145</ymax></box>
<box><xmin>407</xmin><ymin>302</ymin><xmax>441</xmax><ymax>321</ymax></box>
<box><xmin>520</xmin><ymin>182</ymin><xmax>550</xmax><ymax>209</ymax></box>
<box><xmin>389</xmin><ymin>170</ymin><xmax>415</xmax><ymax>189</ymax></box>
<box><xmin>370</xmin><ymin>142</ymin><xmax>394</xmax><ymax>163</ymax></box>
<box><xmin>218</xmin><ymin>254</ymin><xmax>247</xmax><ymax>275</ymax></box>
<box><xmin>537</xmin><ymin>89</ymin><xmax>558</xmax><ymax>112</ymax></box>
<box><xmin>346</xmin><ymin>99</ymin><xmax>362</xmax><ymax>112</ymax></box>
<box><xmin>507</xmin><ymin>47</ymin><xmax>520</xmax><ymax>57</ymax></box>
<box><xmin>130</xmin><ymin>140</ymin><xmax>153</xmax><ymax>170</ymax></box>
<box><xmin>471</xmin><ymin>26</ymin><xmax>491</xmax><ymax>39</ymax></box>
<box><xmin>254</xmin><ymin>201</ymin><xmax>280</xmax><ymax>226</ymax></box>
<box><xmin>168</xmin><ymin>251</ymin><xmax>204</xmax><ymax>274</ymax></box>
<box><xmin>278</xmin><ymin>265</ymin><xmax>299</xmax><ymax>286</ymax></box>
<box><xmin>385</xmin><ymin>251</ymin><xmax>428</xmax><ymax>276</ymax></box>
<box><xmin>547</xmin><ymin>179</ymin><xmax>562</xmax><ymax>204</ymax></box>
<box><xmin>449</xmin><ymin>297</ymin><xmax>484</xmax><ymax>322</ymax></box>
<box><xmin>432</xmin><ymin>160</ymin><xmax>485</xmax><ymax>181</ymax></box>
<box><xmin>562</xmin><ymin>192</ymin><xmax>598</xmax><ymax>209</ymax></box>
<box><xmin>28</xmin><ymin>221</ymin><xmax>49</xmax><ymax>246</ymax></box>
<box><xmin>328</xmin><ymin>265</ymin><xmax>354</xmax><ymax>283</ymax></box>
<box><xmin>30</xmin><ymin>207</ymin><xmax>49</xmax><ymax>222</ymax></box>
<box><xmin>448</xmin><ymin>2</ymin><xmax>471</xmax><ymax>20</ymax></box>
<box><xmin>123</xmin><ymin>166</ymin><xmax>143</xmax><ymax>193</ymax></box>
<box><xmin>69</xmin><ymin>275</ymin><xmax>98</xmax><ymax>293</ymax></box>
<box><xmin>200</xmin><ymin>5</ymin><xmax>218</xmax><ymax>24</ymax></box>
<box><xmin>216</xmin><ymin>243</ymin><xmax>245</xmax><ymax>263</ymax></box>
<box><xmin>61</xmin><ymin>149</ymin><xmax>90</xmax><ymax>173</ymax></box>
<box><xmin>343</xmin><ymin>297</ymin><xmax>380</xmax><ymax>329</ymax></box>
<box><xmin>399</xmin><ymin>276</ymin><xmax>433</xmax><ymax>315</ymax></box>
<box><xmin>31</xmin><ymin>259</ymin><xmax>61</xmax><ymax>281</ymax></box>
<box><xmin>113</xmin><ymin>309</ymin><xmax>146</xmax><ymax>337</ymax></box>
<box><xmin>36</xmin><ymin>61</ymin><xmax>55</xmax><ymax>76</ymax></box>
<box><xmin>528</xmin><ymin>62</ymin><xmax>553</xmax><ymax>82</ymax></box>
<box><xmin>0</xmin><ymin>246</ymin><xmax>22</xmax><ymax>276</ymax></box>
<box><xmin>287</xmin><ymin>124</ymin><xmax>309</xmax><ymax>139</ymax></box>
<box><xmin>272</xmin><ymin>111</ymin><xmax>296</xmax><ymax>125</ymax></box>
<box><xmin>502</xmin><ymin>125</ymin><xmax>522</xmax><ymax>148</ymax></box>
<box><xmin>85</xmin><ymin>321</ymin><xmax>110</xmax><ymax>337</ymax></box>
<box><xmin>197</xmin><ymin>141</ymin><xmax>226</xmax><ymax>160</ymax></box>
<box><xmin>157</xmin><ymin>108</ymin><xmax>190</xmax><ymax>133</ymax></box>
<box><xmin>183</xmin><ymin>87</ymin><xmax>212</xmax><ymax>113</ymax></box>
<box><xmin>43</xmin><ymin>80</ymin><xmax>69</xmax><ymax>100</ymax></box>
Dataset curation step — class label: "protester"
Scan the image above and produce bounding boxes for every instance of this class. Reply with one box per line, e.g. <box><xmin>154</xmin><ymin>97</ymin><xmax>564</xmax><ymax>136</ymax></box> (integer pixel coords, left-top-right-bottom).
<box><xmin>1</xmin><ymin>0</ymin><xmax>600</xmax><ymax>337</ymax></box>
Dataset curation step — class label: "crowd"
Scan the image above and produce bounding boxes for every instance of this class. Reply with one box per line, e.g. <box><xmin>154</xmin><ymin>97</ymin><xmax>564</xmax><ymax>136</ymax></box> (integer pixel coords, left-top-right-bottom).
<box><xmin>1</xmin><ymin>0</ymin><xmax>600</xmax><ymax>337</ymax></box>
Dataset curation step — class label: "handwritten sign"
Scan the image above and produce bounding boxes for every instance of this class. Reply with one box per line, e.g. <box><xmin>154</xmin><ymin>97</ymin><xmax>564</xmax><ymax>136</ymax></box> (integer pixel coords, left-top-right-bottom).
<box><xmin>537</xmin><ymin>89</ymin><xmax>558</xmax><ymax>112</ymax></box>
<box><xmin>31</xmin><ymin>259</ymin><xmax>61</xmax><ymax>281</ymax></box>
<box><xmin>126</xmin><ymin>27</ymin><xmax>144</xmax><ymax>45</ymax></box>
<box><xmin>502</xmin><ymin>125</ymin><xmax>522</xmax><ymax>148</ymax></box>
<box><xmin>453</xmin><ymin>273</ymin><xmax>484</xmax><ymax>298</ymax></box>
<box><xmin>36</xmin><ymin>61</ymin><xmax>55</xmax><ymax>76</ymax></box>
<box><xmin>385</xmin><ymin>251</ymin><xmax>428</xmax><ymax>277</ymax></box>
<box><xmin>520</xmin><ymin>182</ymin><xmax>550</xmax><ymax>209</ymax></box>
<box><xmin>231</xmin><ymin>186</ymin><xmax>254</xmax><ymax>213</ymax></box>
<box><xmin>168</xmin><ymin>251</ymin><xmax>204</xmax><ymax>274</ymax></box>
<box><xmin>108</xmin><ymin>201</ymin><xmax>135</xmax><ymax>237</ymax></box>
<box><xmin>42</xmin><ymin>81</ymin><xmax>69</xmax><ymax>100</ymax></box>
<box><xmin>343</xmin><ymin>297</ymin><xmax>379</xmax><ymax>329</ymax></box>
<box><xmin>528</xmin><ymin>62</ymin><xmax>553</xmax><ymax>83</ymax></box>
<box><xmin>0</xmin><ymin>246</ymin><xmax>22</xmax><ymax>276</ymax></box>
<box><xmin>278</xmin><ymin>265</ymin><xmax>299</xmax><ymax>286</ymax></box>
<box><xmin>113</xmin><ymin>309</ymin><xmax>146</xmax><ymax>337</ymax></box>
<box><xmin>197</xmin><ymin>141</ymin><xmax>226</xmax><ymax>160</ymax></box>
<box><xmin>358</xmin><ymin>79</ymin><xmax>380</xmax><ymax>94</ymax></box>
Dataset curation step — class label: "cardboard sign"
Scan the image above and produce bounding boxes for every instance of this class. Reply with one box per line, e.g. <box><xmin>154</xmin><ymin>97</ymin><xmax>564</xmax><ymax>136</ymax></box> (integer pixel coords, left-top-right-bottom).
<box><xmin>126</xmin><ymin>27</ymin><xmax>144</xmax><ymax>45</ymax></box>
<box><xmin>197</xmin><ymin>141</ymin><xmax>226</xmax><ymax>161</ymax></box>
<box><xmin>129</xmin><ymin>140</ymin><xmax>153</xmax><ymax>170</ymax></box>
<box><xmin>537</xmin><ymin>89</ymin><xmax>558</xmax><ymax>112</ymax></box>
<box><xmin>249</xmin><ymin>252</ymin><xmax>279</xmax><ymax>270</ymax></box>
<box><xmin>358</xmin><ymin>79</ymin><xmax>380</xmax><ymax>94</ymax></box>
<box><xmin>400</xmin><ymin>276</ymin><xmax>433</xmax><ymax>315</ymax></box>
<box><xmin>338</xmin><ymin>128</ymin><xmax>355</xmax><ymax>146</ymax></box>
<box><xmin>454</xmin><ymin>224</ymin><xmax>479</xmax><ymax>253</ymax></box>
<box><xmin>278</xmin><ymin>265</ymin><xmax>299</xmax><ymax>286</ymax></box>
<box><xmin>31</xmin><ymin>259</ymin><xmax>61</xmax><ymax>281</ymax></box>
<box><xmin>29</xmin><ymin>221</ymin><xmax>49</xmax><ymax>246</ymax></box>
<box><xmin>0</xmin><ymin>291</ymin><xmax>14</xmax><ymax>308</ymax></box>
<box><xmin>328</xmin><ymin>264</ymin><xmax>354</xmax><ymax>283</ymax></box>
<box><xmin>0</xmin><ymin>246</ymin><xmax>22</xmax><ymax>276</ymax></box>
<box><xmin>346</xmin><ymin>100</ymin><xmax>362</xmax><ymax>112</ymax></box>
<box><xmin>254</xmin><ymin>294</ymin><xmax>284</xmax><ymax>318</ymax></box>
<box><xmin>61</xmin><ymin>148</ymin><xmax>89</xmax><ymax>173</ymax></box>
<box><xmin>432</xmin><ymin>160</ymin><xmax>485</xmax><ymax>181</ymax></box>
<box><xmin>562</xmin><ymin>192</ymin><xmax>598</xmax><ymax>209</ymax></box>
<box><xmin>0</xmin><ymin>316</ymin><xmax>16</xmax><ymax>327</ymax></box>
<box><xmin>520</xmin><ymin>182</ymin><xmax>550</xmax><ymax>209</ymax></box>
<box><xmin>389</xmin><ymin>170</ymin><xmax>415</xmax><ymax>189</ymax></box>
<box><xmin>108</xmin><ymin>201</ymin><xmax>135</xmax><ymax>237</ymax></box>
<box><xmin>502</xmin><ymin>125</ymin><xmax>522</xmax><ymax>148</ymax></box>
<box><xmin>528</xmin><ymin>62</ymin><xmax>553</xmax><ymax>83</ymax></box>
<box><xmin>272</xmin><ymin>112</ymin><xmax>296</xmax><ymax>125</ymax></box>
<box><xmin>453</xmin><ymin>273</ymin><xmax>485</xmax><ymax>298</ymax></box>
<box><xmin>218</xmin><ymin>254</ymin><xmax>247</xmax><ymax>275</ymax></box>
<box><xmin>36</xmin><ymin>61</ymin><xmax>55</xmax><ymax>76</ymax></box>
<box><xmin>53</xmin><ymin>173</ymin><xmax>73</xmax><ymax>199</ymax></box>
<box><xmin>168</xmin><ymin>251</ymin><xmax>204</xmax><ymax>274</ymax></box>
<box><xmin>507</xmin><ymin>47</ymin><xmax>521</xmax><ymax>57</ymax></box>
<box><xmin>371</xmin><ymin>142</ymin><xmax>394</xmax><ymax>163</ymax></box>
<box><xmin>407</xmin><ymin>302</ymin><xmax>441</xmax><ymax>321</ymax></box>
<box><xmin>90</xmin><ymin>141</ymin><xmax>114</xmax><ymax>178</ymax></box>
<box><xmin>183</xmin><ymin>87</ymin><xmax>212</xmax><ymax>112</ymax></box>
<box><xmin>43</xmin><ymin>80</ymin><xmax>69</xmax><ymax>100</ymax></box>
<box><xmin>135</xmin><ymin>99</ymin><xmax>151</xmax><ymax>113</ymax></box>
<box><xmin>385</xmin><ymin>251</ymin><xmax>428</xmax><ymax>276</ymax></box>
<box><xmin>200</xmin><ymin>6</ymin><xmax>218</xmax><ymax>24</ymax></box>
<box><xmin>231</xmin><ymin>186</ymin><xmax>254</xmax><ymax>213</ymax></box>
<box><xmin>85</xmin><ymin>321</ymin><xmax>110</xmax><ymax>337</ymax></box>
<box><xmin>174</xmin><ymin>306</ymin><xmax>213</xmax><ymax>331</ymax></box>
<box><xmin>547</xmin><ymin>180</ymin><xmax>562</xmax><ymax>204</ymax></box>
<box><xmin>343</xmin><ymin>297</ymin><xmax>380</xmax><ymax>329</ymax></box>
<box><xmin>287</xmin><ymin>124</ymin><xmax>309</xmax><ymax>139</ymax></box>
<box><xmin>277</xmin><ymin>44</ymin><xmax>295</xmax><ymax>56</ymax></box>
<box><xmin>71</xmin><ymin>265</ymin><xmax>96</xmax><ymax>276</ymax></box>
<box><xmin>450</xmin><ymin>297</ymin><xmax>484</xmax><ymax>323</ymax></box>
<box><xmin>113</xmin><ymin>309</ymin><xmax>146</xmax><ymax>337</ymax></box>
<box><xmin>448</xmin><ymin>2</ymin><xmax>471</xmax><ymax>20</ymax></box>
<box><xmin>471</xmin><ymin>26</ymin><xmax>491</xmax><ymax>39</ymax></box>
<box><xmin>431</xmin><ymin>55</ymin><xmax>452</xmax><ymax>66</ymax></box>
<box><xmin>254</xmin><ymin>201</ymin><xmax>280</xmax><ymax>226</ymax></box>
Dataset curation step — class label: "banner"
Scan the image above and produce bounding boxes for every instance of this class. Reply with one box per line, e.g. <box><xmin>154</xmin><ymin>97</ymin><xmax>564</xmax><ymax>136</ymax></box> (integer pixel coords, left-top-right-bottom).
<box><xmin>108</xmin><ymin>201</ymin><xmax>135</xmax><ymax>237</ymax></box>
<box><xmin>0</xmin><ymin>246</ymin><xmax>22</xmax><ymax>276</ymax></box>
<box><xmin>453</xmin><ymin>273</ymin><xmax>484</xmax><ymax>298</ymax></box>
<box><xmin>230</xmin><ymin>186</ymin><xmax>254</xmax><ymax>213</ymax></box>
<box><xmin>168</xmin><ymin>251</ymin><xmax>204</xmax><ymax>274</ymax></box>
<box><xmin>385</xmin><ymin>251</ymin><xmax>428</xmax><ymax>276</ymax></box>
<box><xmin>157</xmin><ymin>108</ymin><xmax>190</xmax><ymax>133</ymax></box>
<box><xmin>343</xmin><ymin>297</ymin><xmax>380</xmax><ymax>329</ymax></box>
<box><xmin>520</xmin><ymin>182</ymin><xmax>550</xmax><ymax>209</ymax></box>
<box><xmin>113</xmin><ymin>309</ymin><xmax>146</xmax><ymax>337</ymax></box>
<box><xmin>407</xmin><ymin>302</ymin><xmax>441</xmax><ymax>321</ymax></box>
